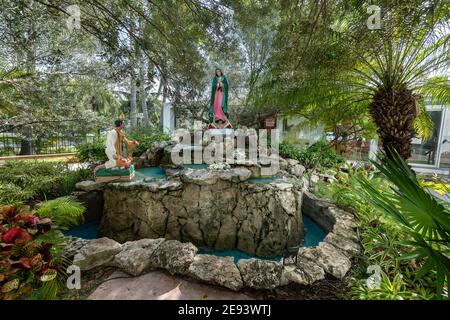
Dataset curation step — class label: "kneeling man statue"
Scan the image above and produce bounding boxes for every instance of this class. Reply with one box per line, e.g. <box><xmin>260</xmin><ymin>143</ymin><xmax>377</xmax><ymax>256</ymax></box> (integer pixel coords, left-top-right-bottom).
<box><xmin>94</xmin><ymin>119</ymin><xmax>139</xmax><ymax>182</ymax></box>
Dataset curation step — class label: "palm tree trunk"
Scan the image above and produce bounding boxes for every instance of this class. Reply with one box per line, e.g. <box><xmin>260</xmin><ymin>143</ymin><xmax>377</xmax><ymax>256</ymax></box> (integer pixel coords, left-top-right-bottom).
<box><xmin>369</xmin><ymin>86</ymin><xmax>419</xmax><ymax>160</ymax></box>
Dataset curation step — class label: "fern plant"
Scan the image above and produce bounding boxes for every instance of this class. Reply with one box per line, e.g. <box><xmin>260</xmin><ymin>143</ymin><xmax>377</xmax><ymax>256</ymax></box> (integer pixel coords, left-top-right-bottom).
<box><xmin>36</xmin><ymin>198</ymin><xmax>85</xmax><ymax>231</ymax></box>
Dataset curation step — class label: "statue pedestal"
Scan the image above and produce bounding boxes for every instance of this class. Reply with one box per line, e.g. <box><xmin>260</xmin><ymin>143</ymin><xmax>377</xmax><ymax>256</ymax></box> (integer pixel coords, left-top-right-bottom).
<box><xmin>95</xmin><ymin>165</ymin><xmax>135</xmax><ymax>183</ymax></box>
<box><xmin>207</xmin><ymin>128</ymin><xmax>234</xmax><ymax>136</ymax></box>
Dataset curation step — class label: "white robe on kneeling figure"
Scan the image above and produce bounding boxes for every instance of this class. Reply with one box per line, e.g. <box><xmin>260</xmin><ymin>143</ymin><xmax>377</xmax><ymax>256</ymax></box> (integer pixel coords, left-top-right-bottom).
<box><xmin>105</xmin><ymin>129</ymin><xmax>118</xmax><ymax>169</ymax></box>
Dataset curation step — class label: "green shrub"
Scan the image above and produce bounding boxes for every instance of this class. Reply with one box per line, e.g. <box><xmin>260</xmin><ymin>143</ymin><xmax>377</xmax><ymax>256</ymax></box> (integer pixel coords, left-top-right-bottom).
<box><xmin>280</xmin><ymin>140</ymin><xmax>345</xmax><ymax>170</ymax></box>
<box><xmin>0</xmin><ymin>161</ymin><xmax>91</xmax><ymax>204</ymax></box>
<box><xmin>128</xmin><ymin>128</ymin><xmax>170</xmax><ymax>157</ymax></box>
<box><xmin>75</xmin><ymin>136</ymin><xmax>108</xmax><ymax>162</ymax></box>
<box><xmin>36</xmin><ymin>198</ymin><xmax>85</xmax><ymax>231</ymax></box>
<box><xmin>75</xmin><ymin>128</ymin><xmax>170</xmax><ymax>161</ymax></box>
<box><xmin>0</xmin><ymin>183</ymin><xmax>34</xmax><ymax>205</ymax></box>
<box><xmin>351</xmin><ymin>270</ymin><xmax>431</xmax><ymax>300</ymax></box>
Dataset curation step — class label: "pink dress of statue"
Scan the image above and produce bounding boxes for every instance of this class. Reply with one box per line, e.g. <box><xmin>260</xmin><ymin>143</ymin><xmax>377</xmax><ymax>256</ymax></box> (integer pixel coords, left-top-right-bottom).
<box><xmin>208</xmin><ymin>79</ymin><xmax>232</xmax><ymax>129</ymax></box>
<box><xmin>213</xmin><ymin>81</ymin><xmax>227</xmax><ymax>122</ymax></box>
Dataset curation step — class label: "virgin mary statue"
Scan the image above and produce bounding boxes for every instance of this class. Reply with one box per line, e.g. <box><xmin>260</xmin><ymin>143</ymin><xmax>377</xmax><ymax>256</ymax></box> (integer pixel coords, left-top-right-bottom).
<box><xmin>209</xmin><ymin>68</ymin><xmax>232</xmax><ymax>129</ymax></box>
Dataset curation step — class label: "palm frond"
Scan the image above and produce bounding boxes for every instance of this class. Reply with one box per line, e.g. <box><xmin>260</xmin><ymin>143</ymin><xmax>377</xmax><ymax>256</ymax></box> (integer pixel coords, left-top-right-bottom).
<box><xmin>417</xmin><ymin>76</ymin><xmax>450</xmax><ymax>106</ymax></box>
<box><xmin>356</xmin><ymin>150</ymin><xmax>450</xmax><ymax>298</ymax></box>
<box><xmin>413</xmin><ymin>100</ymin><xmax>434</xmax><ymax>141</ymax></box>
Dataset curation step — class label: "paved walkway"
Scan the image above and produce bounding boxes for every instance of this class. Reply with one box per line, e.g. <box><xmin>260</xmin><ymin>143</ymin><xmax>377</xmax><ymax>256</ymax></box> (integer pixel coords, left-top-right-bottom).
<box><xmin>88</xmin><ymin>270</ymin><xmax>254</xmax><ymax>300</ymax></box>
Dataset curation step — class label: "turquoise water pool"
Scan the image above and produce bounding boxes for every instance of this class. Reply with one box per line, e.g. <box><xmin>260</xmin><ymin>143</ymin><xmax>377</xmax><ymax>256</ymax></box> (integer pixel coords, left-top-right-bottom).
<box><xmin>302</xmin><ymin>215</ymin><xmax>326</xmax><ymax>247</ymax></box>
<box><xmin>197</xmin><ymin>247</ymin><xmax>282</xmax><ymax>262</ymax></box>
<box><xmin>245</xmin><ymin>177</ymin><xmax>277</xmax><ymax>183</ymax></box>
<box><xmin>134</xmin><ymin>165</ymin><xmax>209</xmax><ymax>180</ymax></box>
<box><xmin>65</xmin><ymin>219</ymin><xmax>101</xmax><ymax>239</ymax></box>
<box><xmin>65</xmin><ymin>214</ymin><xmax>326</xmax><ymax>263</ymax></box>
<box><xmin>134</xmin><ymin>166</ymin><xmax>167</xmax><ymax>179</ymax></box>
<box><xmin>135</xmin><ymin>166</ymin><xmax>279</xmax><ymax>185</ymax></box>
<box><xmin>197</xmin><ymin>215</ymin><xmax>325</xmax><ymax>263</ymax></box>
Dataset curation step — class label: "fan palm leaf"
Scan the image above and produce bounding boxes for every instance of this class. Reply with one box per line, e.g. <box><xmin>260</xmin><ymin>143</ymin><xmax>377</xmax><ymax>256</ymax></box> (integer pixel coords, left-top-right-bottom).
<box><xmin>357</xmin><ymin>150</ymin><xmax>450</xmax><ymax>297</ymax></box>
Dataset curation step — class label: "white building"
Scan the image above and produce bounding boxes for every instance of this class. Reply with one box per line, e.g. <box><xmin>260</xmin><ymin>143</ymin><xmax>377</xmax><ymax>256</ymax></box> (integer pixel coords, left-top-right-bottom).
<box><xmin>410</xmin><ymin>104</ymin><xmax>450</xmax><ymax>175</ymax></box>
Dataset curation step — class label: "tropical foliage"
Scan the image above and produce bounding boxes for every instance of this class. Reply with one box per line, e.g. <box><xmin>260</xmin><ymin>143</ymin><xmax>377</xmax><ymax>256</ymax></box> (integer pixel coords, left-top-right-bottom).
<box><xmin>75</xmin><ymin>137</ymin><xmax>109</xmax><ymax>163</ymax></box>
<box><xmin>75</xmin><ymin>127</ymin><xmax>170</xmax><ymax>162</ymax></box>
<box><xmin>280</xmin><ymin>140</ymin><xmax>345</xmax><ymax>170</ymax></box>
<box><xmin>127</xmin><ymin>128</ymin><xmax>171</xmax><ymax>157</ymax></box>
<box><xmin>357</xmin><ymin>151</ymin><xmax>450</xmax><ymax>298</ymax></box>
<box><xmin>0</xmin><ymin>161</ymin><xmax>91</xmax><ymax>205</ymax></box>
<box><xmin>251</xmin><ymin>1</ymin><xmax>449</xmax><ymax>159</ymax></box>
<box><xmin>0</xmin><ymin>205</ymin><xmax>69</xmax><ymax>300</ymax></box>
<box><xmin>36</xmin><ymin>198</ymin><xmax>85</xmax><ymax>231</ymax></box>
<box><xmin>316</xmin><ymin>152</ymin><xmax>449</xmax><ymax>300</ymax></box>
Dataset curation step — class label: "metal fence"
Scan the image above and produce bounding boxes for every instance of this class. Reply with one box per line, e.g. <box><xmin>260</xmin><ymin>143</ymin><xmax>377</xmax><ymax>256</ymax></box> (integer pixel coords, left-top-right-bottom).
<box><xmin>0</xmin><ymin>128</ymin><xmax>102</xmax><ymax>156</ymax></box>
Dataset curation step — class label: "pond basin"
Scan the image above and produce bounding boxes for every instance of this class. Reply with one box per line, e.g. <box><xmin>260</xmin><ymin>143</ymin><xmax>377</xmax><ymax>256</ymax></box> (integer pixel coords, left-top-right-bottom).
<box><xmin>71</xmin><ymin>164</ymin><xmax>328</xmax><ymax>259</ymax></box>
<box><xmin>65</xmin><ymin>214</ymin><xmax>326</xmax><ymax>263</ymax></box>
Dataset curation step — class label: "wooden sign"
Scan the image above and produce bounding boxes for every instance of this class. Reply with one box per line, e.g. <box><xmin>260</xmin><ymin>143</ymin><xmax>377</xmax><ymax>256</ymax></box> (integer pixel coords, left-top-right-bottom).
<box><xmin>264</xmin><ymin>115</ymin><xmax>276</xmax><ymax>129</ymax></box>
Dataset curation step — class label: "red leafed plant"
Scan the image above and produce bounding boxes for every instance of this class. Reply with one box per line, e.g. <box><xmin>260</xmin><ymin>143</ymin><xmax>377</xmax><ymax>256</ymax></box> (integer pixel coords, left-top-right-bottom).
<box><xmin>0</xmin><ymin>205</ymin><xmax>61</xmax><ymax>300</ymax></box>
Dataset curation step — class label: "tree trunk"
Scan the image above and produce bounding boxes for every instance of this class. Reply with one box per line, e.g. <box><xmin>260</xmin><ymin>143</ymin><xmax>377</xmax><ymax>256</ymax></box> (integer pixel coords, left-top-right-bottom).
<box><xmin>138</xmin><ymin>0</ymin><xmax>149</xmax><ymax>127</ymax></box>
<box><xmin>139</xmin><ymin>56</ymin><xmax>149</xmax><ymax>126</ymax></box>
<box><xmin>369</xmin><ymin>86</ymin><xmax>419</xmax><ymax>160</ymax></box>
<box><xmin>160</xmin><ymin>80</ymin><xmax>166</xmax><ymax>130</ymax></box>
<box><xmin>130</xmin><ymin>73</ymin><xmax>137</xmax><ymax>127</ymax></box>
<box><xmin>129</xmin><ymin>6</ymin><xmax>137</xmax><ymax>127</ymax></box>
<box><xmin>19</xmin><ymin>126</ymin><xmax>33</xmax><ymax>155</ymax></box>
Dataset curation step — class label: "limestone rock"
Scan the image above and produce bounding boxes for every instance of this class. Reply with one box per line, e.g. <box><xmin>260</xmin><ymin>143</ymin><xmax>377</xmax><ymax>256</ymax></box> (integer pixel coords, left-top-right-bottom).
<box><xmin>282</xmin><ymin>259</ymin><xmax>325</xmax><ymax>286</ymax></box>
<box><xmin>71</xmin><ymin>190</ymin><xmax>104</xmax><ymax>222</ymax></box>
<box><xmin>245</xmin><ymin>165</ymin><xmax>261</xmax><ymax>178</ymax></box>
<box><xmin>301</xmin><ymin>176</ymin><xmax>309</xmax><ymax>191</ymax></box>
<box><xmin>188</xmin><ymin>254</ymin><xmax>243</xmax><ymax>291</ymax></box>
<box><xmin>279</xmin><ymin>158</ymin><xmax>288</xmax><ymax>171</ymax></box>
<box><xmin>324</xmin><ymin>232</ymin><xmax>361</xmax><ymax>258</ymax></box>
<box><xmin>276</xmin><ymin>189</ymin><xmax>297</xmax><ymax>215</ymax></box>
<box><xmin>73</xmin><ymin>237</ymin><xmax>122</xmax><ymax>270</ymax></box>
<box><xmin>235</xmin><ymin>159</ymin><xmax>256</xmax><ymax>166</ymax></box>
<box><xmin>159</xmin><ymin>180</ymin><xmax>183</xmax><ymax>191</ymax></box>
<box><xmin>181</xmin><ymin>169</ymin><xmax>218</xmax><ymax>185</ymax></box>
<box><xmin>113</xmin><ymin>247</ymin><xmax>153</xmax><ymax>276</ymax></box>
<box><xmin>101</xmin><ymin>169</ymin><xmax>307</xmax><ymax>257</ymax></box>
<box><xmin>152</xmin><ymin>240</ymin><xmax>198</xmax><ymax>275</ymax></box>
<box><xmin>333</xmin><ymin>222</ymin><xmax>359</xmax><ymax>242</ymax></box>
<box><xmin>310</xmin><ymin>174</ymin><xmax>320</xmax><ymax>183</ymax></box>
<box><xmin>302</xmin><ymin>192</ymin><xmax>336</xmax><ymax>232</ymax></box>
<box><xmin>120</xmin><ymin>238</ymin><xmax>165</xmax><ymax>251</ymax></box>
<box><xmin>286</xmin><ymin>159</ymin><xmax>299</xmax><ymax>166</ymax></box>
<box><xmin>297</xmin><ymin>242</ymin><xmax>351</xmax><ymax>279</ymax></box>
<box><xmin>289</xmin><ymin>164</ymin><xmax>305</xmax><ymax>178</ymax></box>
<box><xmin>270</xmin><ymin>182</ymin><xmax>293</xmax><ymax>191</ymax></box>
<box><xmin>231</xmin><ymin>167</ymin><xmax>252</xmax><ymax>181</ymax></box>
<box><xmin>325</xmin><ymin>207</ymin><xmax>355</xmax><ymax>222</ymax></box>
<box><xmin>146</xmin><ymin>141</ymin><xmax>169</xmax><ymax>165</ymax></box>
<box><xmin>217</xmin><ymin>170</ymin><xmax>235</xmax><ymax>181</ymax></box>
<box><xmin>165</xmin><ymin>168</ymin><xmax>184</xmax><ymax>177</ymax></box>
<box><xmin>63</xmin><ymin>236</ymin><xmax>90</xmax><ymax>258</ymax></box>
<box><xmin>215</xmin><ymin>215</ymin><xmax>237</xmax><ymax>250</ymax></box>
<box><xmin>75</xmin><ymin>180</ymin><xmax>104</xmax><ymax>192</ymax></box>
<box><xmin>237</xmin><ymin>259</ymin><xmax>282</xmax><ymax>289</ymax></box>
